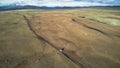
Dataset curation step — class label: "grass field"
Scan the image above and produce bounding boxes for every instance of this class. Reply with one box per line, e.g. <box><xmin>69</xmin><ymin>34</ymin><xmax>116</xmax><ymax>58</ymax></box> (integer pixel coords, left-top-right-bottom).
<box><xmin>51</xmin><ymin>8</ymin><xmax>120</xmax><ymax>26</ymax></box>
<box><xmin>0</xmin><ymin>8</ymin><xmax>120</xmax><ymax>68</ymax></box>
<box><xmin>0</xmin><ymin>10</ymin><xmax>79</xmax><ymax>68</ymax></box>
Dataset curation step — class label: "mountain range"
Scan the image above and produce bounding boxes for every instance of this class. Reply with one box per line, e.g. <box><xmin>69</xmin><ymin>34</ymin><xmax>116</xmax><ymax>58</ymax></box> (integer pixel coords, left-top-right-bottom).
<box><xmin>0</xmin><ymin>4</ymin><xmax>120</xmax><ymax>11</ymax></box>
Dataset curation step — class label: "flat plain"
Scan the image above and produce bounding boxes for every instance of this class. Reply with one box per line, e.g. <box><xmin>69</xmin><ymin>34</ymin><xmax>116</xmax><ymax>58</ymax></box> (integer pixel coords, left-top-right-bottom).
<box><xmin>0</xmin><ymin>7</ymin><xmax>120</xmax><ymax>68</ymax></box>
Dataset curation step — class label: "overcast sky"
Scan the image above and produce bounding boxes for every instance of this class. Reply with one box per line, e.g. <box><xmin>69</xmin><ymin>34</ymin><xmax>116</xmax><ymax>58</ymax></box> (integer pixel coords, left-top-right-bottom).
<box><xmin>0</xmin><ymin>0</ymin><xmax>120</xmax><ymax>7</ymax></box>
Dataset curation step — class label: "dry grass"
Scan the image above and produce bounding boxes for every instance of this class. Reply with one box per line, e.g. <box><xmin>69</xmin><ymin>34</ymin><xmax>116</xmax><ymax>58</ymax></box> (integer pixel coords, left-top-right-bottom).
<box><xmin>0</xmin><ymin>11</ymin><xmax>79</xmax><ymax>68</ymax></box>
<box><xmin>0</xmin><ymin>8</ymin><xmax>120</xmax><ymax>68</ymax></box>
<box><xmin>25</xmin><ymin>12</ymin><xmax>120</xmax><ymax>68</ymax></box>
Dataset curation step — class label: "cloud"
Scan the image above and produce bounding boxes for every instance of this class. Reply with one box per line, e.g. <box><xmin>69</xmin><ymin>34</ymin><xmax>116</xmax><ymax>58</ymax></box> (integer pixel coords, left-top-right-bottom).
<box><xmin>0</xmin><ymin>0</ymin><xmax>119</xmax><ymax>6</ymax></box>
<box><xmin>36</xmin><ymin>1</ymin><xmax>108</xmax><ymax>7</ymax></box>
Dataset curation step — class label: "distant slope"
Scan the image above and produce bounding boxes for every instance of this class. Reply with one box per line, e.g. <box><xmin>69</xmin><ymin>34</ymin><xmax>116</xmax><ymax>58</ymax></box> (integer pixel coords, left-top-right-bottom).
<box><xmin>0</xmin><ymin>5</ymin><xmax>41</xmax><ymax>11</ymax></box>
<box><xmin>0</xmin><ymin>5</ymin><xmax>89</xmax><ymax>11</ymax></box>
<box><xmin>0</xmin><ymin>5</ymin><xmax>120</xmax><ymax>11</ymax></box>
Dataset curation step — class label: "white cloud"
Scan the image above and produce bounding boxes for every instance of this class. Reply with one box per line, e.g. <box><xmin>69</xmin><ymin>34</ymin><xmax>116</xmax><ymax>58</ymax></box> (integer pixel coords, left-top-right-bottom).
<box><xmin>103</xmin><ymin>0</ymin><xmax>115</xmax><ymax>2</ymax></box>
<box><xmin>0</xmin><ymin>0</ymin><xmax>118</xmax><ymax>7</ymax></box>
<box><xmin>36</xmin><ymin>1</ymin><xmax>108</xmax><ymax>7</ymax></box>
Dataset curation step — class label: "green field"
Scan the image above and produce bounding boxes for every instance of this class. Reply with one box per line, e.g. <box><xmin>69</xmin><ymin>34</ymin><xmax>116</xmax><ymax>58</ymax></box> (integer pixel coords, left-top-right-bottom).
<box><xmin>0</xmin><ymin>8</ymin><xmax>120</xmax><ymax>68</ymax></box>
